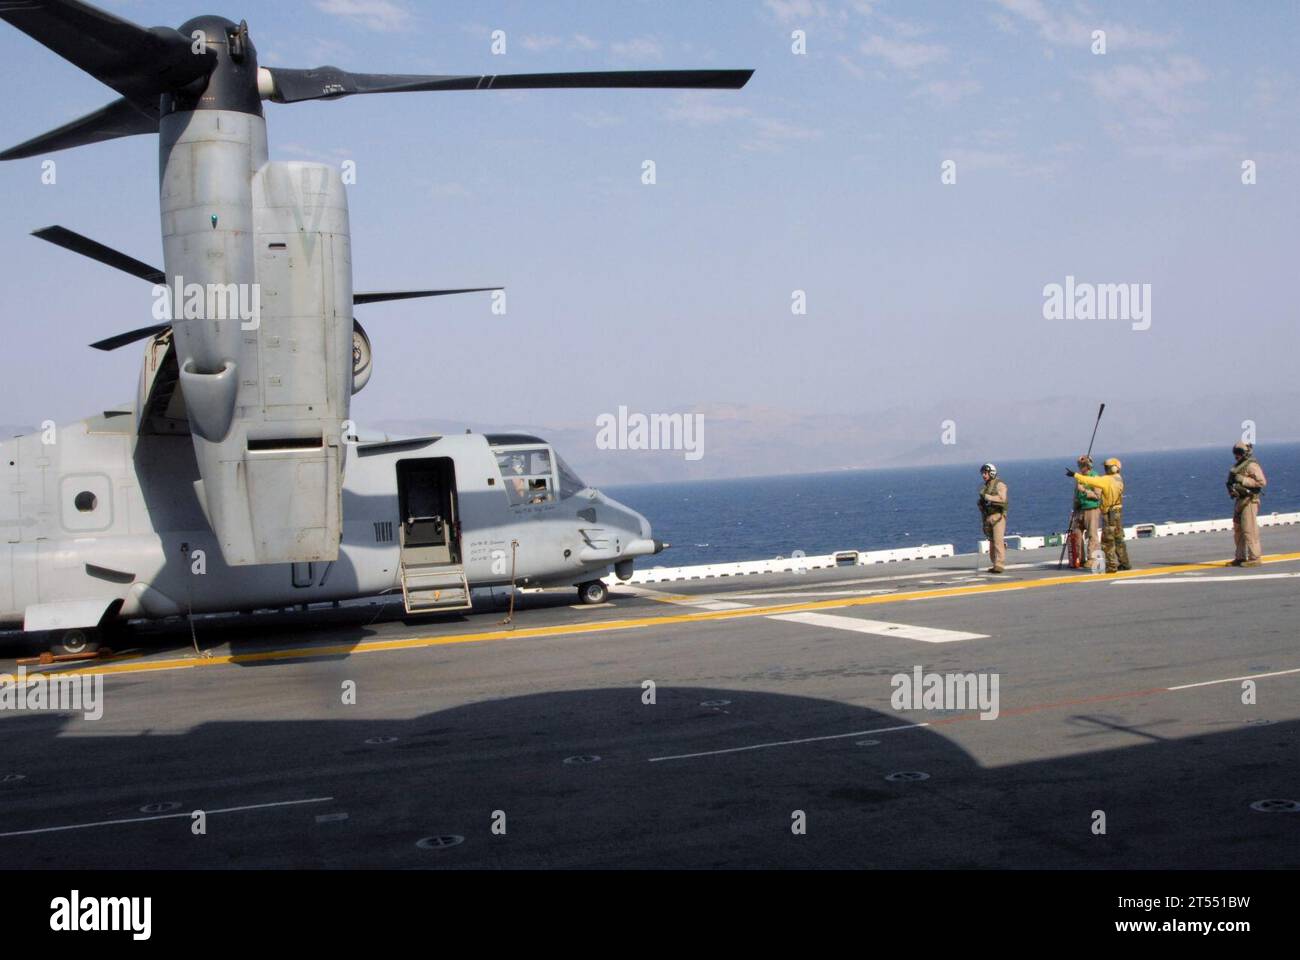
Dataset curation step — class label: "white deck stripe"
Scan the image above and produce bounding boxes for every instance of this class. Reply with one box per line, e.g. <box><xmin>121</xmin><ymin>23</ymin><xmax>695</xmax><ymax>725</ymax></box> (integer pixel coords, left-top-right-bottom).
<box><xmin>0</xmin><ymin>796</ymin><xmax>334</xmax><ymax>838</ymax></box>
<box><xmin>647</xmin><ymin>722</ymin><xmax>929</xmax><ymax>762</ymax></box>
<box><xmin>648</xmin><ymin>665</ymin><xmax>1300</xmax><ymax>762</ymax></box>
<box><xmin>620</xmin><ymin>566</ymin><xmax>1039</xmax><ymax>608</ymax></box>
<box><xmin>1166</xmin><ymin>667</ymin><xmax>1300</xmax><ymax>690</ymax></box>
<box><xmin>769</xmin><ymin>611</ymin><xmax>989</xmax><ymax>643</ymax></box>
<box><xmin>1116</xmin><ymin>573</ymin><xmax>1300</xmax><ymax>585</ymax></box>
<box><xmin>621</xmin><ymin>568</ymin><xmax>1017</xmax><ymax>606</ymax></box>
<box><xmin>726</xmin><ymin>589</ymin><xmax>898</xmax><ymax>600</ymax></box>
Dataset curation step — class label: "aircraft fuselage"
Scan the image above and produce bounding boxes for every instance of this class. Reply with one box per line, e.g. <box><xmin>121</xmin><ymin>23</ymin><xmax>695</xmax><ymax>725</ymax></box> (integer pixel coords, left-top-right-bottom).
<box><xmin>0</xmin><ymin>414</ymin><xmax>659</xmax><ymax>640</ymax></box>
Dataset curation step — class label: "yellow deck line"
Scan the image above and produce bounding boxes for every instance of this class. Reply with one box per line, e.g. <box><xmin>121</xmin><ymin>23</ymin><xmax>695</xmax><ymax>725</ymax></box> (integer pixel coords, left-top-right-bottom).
<box><xmin>12</xmin><ymin>552</ymin><xmax>1300</xmax><ymax>681</ymax></box>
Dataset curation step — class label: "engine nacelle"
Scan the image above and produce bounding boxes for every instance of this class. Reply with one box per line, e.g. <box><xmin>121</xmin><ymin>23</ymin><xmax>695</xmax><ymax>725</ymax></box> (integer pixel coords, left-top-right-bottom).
<box><xmin>352</xmin><ymin>319</ymin><xmax>372</xmax><ymax>394</ymax></box>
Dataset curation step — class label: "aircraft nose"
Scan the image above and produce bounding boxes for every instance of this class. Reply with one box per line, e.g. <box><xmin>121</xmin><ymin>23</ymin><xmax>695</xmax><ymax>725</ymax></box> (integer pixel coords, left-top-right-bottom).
<box><xmin>632</xmin><ymin>510</ymin><xmax>667</xmax><ymax>553</ymax></box>
<box><xmin>595</xmin><ymin>495</ymin><xmax>665</xmax><ymax>556</ymax></box>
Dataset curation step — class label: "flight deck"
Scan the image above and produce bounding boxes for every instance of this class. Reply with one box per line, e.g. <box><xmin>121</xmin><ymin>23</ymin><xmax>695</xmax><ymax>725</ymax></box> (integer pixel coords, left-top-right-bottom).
<box><xmin>1</xmin><ymin>525</ymin><xmax>1297</xmax><ymax>868</ymax></box>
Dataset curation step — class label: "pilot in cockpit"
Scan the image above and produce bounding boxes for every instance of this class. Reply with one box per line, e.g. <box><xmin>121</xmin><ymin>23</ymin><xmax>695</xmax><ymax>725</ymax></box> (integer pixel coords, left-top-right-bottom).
<box><xmin>506</xmin><ymin>455</ymin><xmax>529</xmax><ymax>500</ymax></box>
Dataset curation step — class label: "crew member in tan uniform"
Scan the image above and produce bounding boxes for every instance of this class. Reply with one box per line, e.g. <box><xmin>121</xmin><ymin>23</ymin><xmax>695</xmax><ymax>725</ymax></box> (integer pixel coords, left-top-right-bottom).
<box><xmin>1227</xmin><ymin>442</ymin><xmax>1267</xmax><ymax>566</ymax></box>
<box><xmin>978</xmin><ymin>463</ymin><xmax>1008</xmax><ymax>574</ymax></box>
<box><xmin>1068</xmin><ymin>457</ymin><xmax>1130</xmax><ymax>573</ymax></box>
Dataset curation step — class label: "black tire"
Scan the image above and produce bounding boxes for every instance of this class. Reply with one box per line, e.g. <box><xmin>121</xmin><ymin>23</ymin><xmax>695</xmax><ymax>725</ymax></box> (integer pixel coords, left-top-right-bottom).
<box><xmin>577</xmin><ymin>580</ymin><xmax>608</xmax><ymax>605</ymax></box>
<box><xmin>49</xmin><ymin>628</ymin><xmax>101</xmax><ymax>657</ymax></box>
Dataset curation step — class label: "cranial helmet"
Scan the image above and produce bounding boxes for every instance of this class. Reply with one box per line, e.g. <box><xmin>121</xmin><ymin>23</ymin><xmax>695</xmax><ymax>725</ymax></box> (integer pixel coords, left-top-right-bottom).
<box><xmin>1104</xmin><ymin>457</ymin><xmax>1121</xmax><ymax>472</ymax></box>
<box><xmin>1233</xmin><ymin>441</ymin><xmax>1252</xmax><ymax>456</ymax></box>
<box><xmin>1078</xmin><ymin>454</ymin><xmax>1093</xmax><ymax>466</ymax></box>
<box><xmin>980</xmin><ymin>463</ymin><xmax>997</xmax><ymax>476</ymax></box>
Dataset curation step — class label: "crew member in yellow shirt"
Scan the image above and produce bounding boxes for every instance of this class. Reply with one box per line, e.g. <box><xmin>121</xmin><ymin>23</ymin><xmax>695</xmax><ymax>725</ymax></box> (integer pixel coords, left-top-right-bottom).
<box><xmin>1066</xmin><ymin>457</ymin><xmax>1130</xmax><ymax>573</ymax></box>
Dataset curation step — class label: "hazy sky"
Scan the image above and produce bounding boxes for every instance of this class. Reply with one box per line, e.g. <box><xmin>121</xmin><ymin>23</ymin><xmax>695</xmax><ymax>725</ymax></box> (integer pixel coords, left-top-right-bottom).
<box><xmin>1</xmin><ymin>1</ymin><xmax>1296</xmax><ymax>450</ymax></box>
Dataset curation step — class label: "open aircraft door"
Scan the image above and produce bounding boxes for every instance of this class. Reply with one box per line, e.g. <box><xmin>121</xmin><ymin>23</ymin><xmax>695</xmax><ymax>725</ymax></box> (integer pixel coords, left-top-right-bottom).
<box><xmin>396</xmin><ymin>457</ymin><xmax>471</xmax><ymax>613</ymax></box>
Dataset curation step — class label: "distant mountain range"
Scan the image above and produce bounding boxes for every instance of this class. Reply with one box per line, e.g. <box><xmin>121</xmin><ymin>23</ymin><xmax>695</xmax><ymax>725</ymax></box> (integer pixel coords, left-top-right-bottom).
<box><xmin>10</xmin><ymin>390</ymin><xmax>1292</xmax><ymax>489</ymax></box>
<box><xmin>370</xmin><ymin>391</ymin><xmax>1300</xmax><ymax>487</ymax></box>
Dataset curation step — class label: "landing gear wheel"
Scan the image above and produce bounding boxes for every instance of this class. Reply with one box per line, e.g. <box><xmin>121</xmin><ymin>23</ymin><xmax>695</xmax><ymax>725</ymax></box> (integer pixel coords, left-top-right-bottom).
<box><xmin>577</xmin><ymin>580</ymin><xmax>608</xmax><ymax>605</ymax></box>
<box><xmin>49</xmin><ymin>628</ymin><xmax>101</xmax><ymax>657</ymax></box>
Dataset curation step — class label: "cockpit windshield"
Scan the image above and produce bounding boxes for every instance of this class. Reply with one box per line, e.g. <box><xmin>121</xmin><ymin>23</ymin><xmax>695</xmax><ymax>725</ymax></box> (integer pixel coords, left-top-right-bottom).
<box><xmin>494</xmin><ymin>446</ymin><xmax>556</xmax><ymax>506</ymax></box>
<box><xmin>556</xmin><ymin>454</ymin><xmax>588</xmax><ymax>499</ymax></box>
<box><xmin>489</xmin><ymin>441</ymin><xmax>589</xmax><ymax>505</ymax></box>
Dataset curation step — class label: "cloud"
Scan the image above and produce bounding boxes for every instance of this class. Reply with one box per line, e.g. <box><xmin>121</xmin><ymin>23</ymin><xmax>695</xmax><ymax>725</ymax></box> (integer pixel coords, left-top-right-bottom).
<box><xmin>519</xmin><ymin>33</ymin><xmax>604</xmax><ymax>54</ymax></box>
<box><xmin>989</xmin><ymin>12</ymin><xmax>1019</xmax><ymax>35</ymax></box>
<box><xmin>429</xmin><ymin>182</ymin><xmax>471</xmax><ymax>200</ymax></box>
<box><xmin>768</xmin><ymin>2</ymin><xmax>940</xmax><ymax>75</ymax></box>
<box><xmin>911</xmin><ymin>78</ymin><xmax>982</xmax><ymax>106</ymax></box>
<box><xmin>763</xmin><ymin>0</ymin><xmax>836</xmax><ymax>24</ymax></box>
<box><xmin>299</xmin><ymin>37</ymin><xmax>351</xmax><ymax>65</ymax></box>
<box><xmin>837</xmin><ymin>54</ymin><xmax>867</xmax><ymax>80</ymax></box>
<box><xmin>663</xmin><ymin>94</ymin><xmax>819</xmax><ymax>153</ymax></box>
<box><xmin>992</xmin><ymin>0</ymin><xmax>1173</xmax><ymax>51</ymax></box>
<box><xmin>1088</xmin><ymin>55</ymin><xmax>1207</xmax><ymax>118</ymax></box>
<box><xmin>938</xmin><ymin>145</ymin><xmax>1064</xmax><ymax>179</ymax></box>
<box><xmin>609</xmin><ymin>36</ymin><xmax>664</xmax><ymax>62</ymax></box>
<box><xmin>1087</xmin><ymin>56</ymin><xmax>1242</xmax><ymax>169</ymax></box>
<box><xmin>1248</xmin><ymin>71</ymin><xmax>1282</xmax><ymax>113</ymax></box>
<box><xmin>520</xmin><ymin>35</ymin><xmax>564</xmax><ymax>53</ymax></box>
<box><xmin>762</xmin><ymin>0</ymin><xmax>871</xmax><ymax>44</ymax></box>
<box><xmin>574</xmin><ymin>109</ymin><xmax>626</xmax><ymax>129</ymax></box>
<box><xmin>664</xmin><ymin>94</ymin><xmax>752</xmax><ymax>126</ymax></box>
<box><xmin>752</xmin><ymin>118</ymin><xmax>821</xmax><ymax>141</ymax></box>
<box><xmin>1125</xmin><ymin>133</ymin><xmax>1240</xmax><ymax>164</ymax></box>
<box><xmin>313</xmin><ymin>0</ymin><xmax>412</xmax><ymax>33</ymax></box>
<box><xmin>1244</xmin><ymin>68</ymin><xmax>1300</xmax><ymax>128</ymax></box>
<box><xmin>860</xmin><ymin>34</ymin><xmax>947</xmax><ymax>70</ymax></box>
<box><xmin>872</xmin><ymin>11</ymin><xmax>933</xmax><ymax>40</ymax></box>
<box><xmin>941</xmin><ymin>148</ymin><xmax>1020</xmax><ymax>172</ymax></box>
<box><xmin>742</xmin><ymin>117</ymin><xmax>823</xmax><ymax>152</ymax></box>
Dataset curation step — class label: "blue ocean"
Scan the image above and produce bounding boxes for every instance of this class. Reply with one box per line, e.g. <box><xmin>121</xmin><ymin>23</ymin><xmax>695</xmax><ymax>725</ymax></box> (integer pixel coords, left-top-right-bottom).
<box><xmin>607</xmin><ymin>443</ymin><xmax>1300</xmax><ymax>567</ymax></box>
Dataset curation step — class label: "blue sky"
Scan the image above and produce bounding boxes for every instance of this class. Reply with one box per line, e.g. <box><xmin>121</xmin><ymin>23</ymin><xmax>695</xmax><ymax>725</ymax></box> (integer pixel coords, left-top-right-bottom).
<box><xmin>1</xmin><ymin>1</ymin><xmax>1296</xmax><ymax>453</ymax></box>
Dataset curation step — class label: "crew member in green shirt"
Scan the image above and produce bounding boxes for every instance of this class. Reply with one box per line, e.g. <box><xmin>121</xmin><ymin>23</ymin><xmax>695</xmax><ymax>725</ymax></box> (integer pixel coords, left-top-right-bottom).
<box><xmin>1072</xmin><ymin>454</ymin><xmax>1102</xmax><ymax>569</ymax></box>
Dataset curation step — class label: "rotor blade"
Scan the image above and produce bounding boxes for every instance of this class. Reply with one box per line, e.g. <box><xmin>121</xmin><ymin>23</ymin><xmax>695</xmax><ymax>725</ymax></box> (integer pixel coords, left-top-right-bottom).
<box><xmin>354</xmin><ymin>287</ymin><xmax>502</xmax><ymax>305</ymax></box>
<box><xmin>32</xmin><ymin>225</ymin><xmax>164</xmax><ymax>283</ymax></box>
<box><xmin>89</xmin><ymin>322</ymin><xmax>170</xmax><ymax>352</ymax></box>
<box><xmin>0</xmin><ymin>96</ymin><xmax>159</xmax><ymax>161</ymax></box>
<box><xmin>0</xmin><ymin>0</ymin><xmax>214</xmax><ymax>105</ymax></box>
<box><xmin>265</xmin><ymin>67</ymin><xmax>753</xmax><ymax>104</ymax></box>
<box><xmin>90</xmin><ymin>288</ymin><xmax>505</xmax><ymax>350</ymax></box>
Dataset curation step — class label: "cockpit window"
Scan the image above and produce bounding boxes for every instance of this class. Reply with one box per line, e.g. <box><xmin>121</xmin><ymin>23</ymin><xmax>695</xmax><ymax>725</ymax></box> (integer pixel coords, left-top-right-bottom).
<box><xmin>556</xmin><ymin>454</ymin><xmax>587</xmax><ymax>499</ymax></box>
<box><xmin>495</xmin><ymin>447</ymin><xmax>555</xmax><ymax>506</ymax></box>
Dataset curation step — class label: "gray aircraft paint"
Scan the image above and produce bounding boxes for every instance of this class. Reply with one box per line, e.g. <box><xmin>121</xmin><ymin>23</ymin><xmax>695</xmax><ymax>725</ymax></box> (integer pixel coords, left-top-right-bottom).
<box><xmin>0</xmin><ymin>2</ymin><xmax>743</xmax><ymax>641</ymax></box>
<box><xmin>160</xmin><ymin>106</ymin><xmax>351</xmax><ymax>568</ymax></box>
<box><xmin>0</xmin><ymin>414</ymin><xmax>658</xmax><ymax>630</ymax></box>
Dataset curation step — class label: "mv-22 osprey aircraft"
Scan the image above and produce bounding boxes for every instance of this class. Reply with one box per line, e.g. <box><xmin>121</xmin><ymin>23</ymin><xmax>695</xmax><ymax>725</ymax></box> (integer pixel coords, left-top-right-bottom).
<box><xmin>0</xmin><ymin>0</ymin><xmax>751</xmax><ymax>655</ymax></box>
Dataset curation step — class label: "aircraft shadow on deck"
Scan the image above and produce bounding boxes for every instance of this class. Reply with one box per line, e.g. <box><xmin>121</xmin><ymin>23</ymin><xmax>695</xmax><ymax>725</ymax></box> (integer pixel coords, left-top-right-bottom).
<box><xmin>0</xmin><ymin>687</ymin><xmax>1294</xmax><ymax>869</ymax></box>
